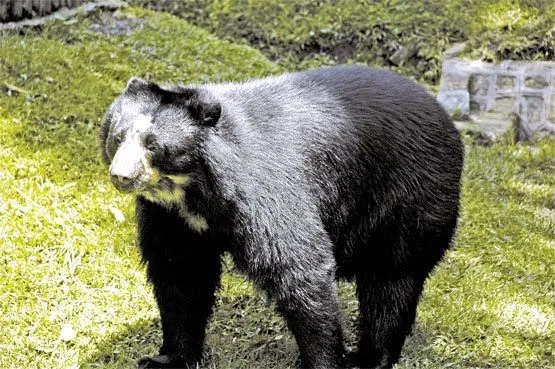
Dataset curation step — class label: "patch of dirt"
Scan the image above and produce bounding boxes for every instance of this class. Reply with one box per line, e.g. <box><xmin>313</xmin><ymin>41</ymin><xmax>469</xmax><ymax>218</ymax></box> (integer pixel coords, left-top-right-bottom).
<box><xmin>88</xmin><ymin>13</ymin><xmax>144</xmax><ymax>36</ymax></box>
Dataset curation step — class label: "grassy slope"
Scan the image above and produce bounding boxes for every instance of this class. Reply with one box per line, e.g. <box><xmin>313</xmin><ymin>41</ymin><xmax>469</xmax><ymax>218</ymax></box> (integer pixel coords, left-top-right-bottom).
<box><xmin>131</xmin><ymin>0</ymin><xmax>555</xmax><ymax>85</ymax></box>
<box><xmin>0</xmin><ymin>6</ymin><xmax>554</xmax><ymax>369</ymax></box>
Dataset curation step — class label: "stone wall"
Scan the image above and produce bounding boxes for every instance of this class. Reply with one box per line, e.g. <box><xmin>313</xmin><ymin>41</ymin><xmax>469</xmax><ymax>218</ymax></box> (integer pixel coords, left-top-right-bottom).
<box><xmin>437</xmin><ymin>47</ymin><xmax>555</xmax><ymax>140</ymax></box>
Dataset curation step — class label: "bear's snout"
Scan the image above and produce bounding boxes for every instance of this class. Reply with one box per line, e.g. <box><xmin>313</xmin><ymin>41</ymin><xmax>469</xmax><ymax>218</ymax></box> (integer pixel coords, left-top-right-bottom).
<box><xmin>109</xmin><ymin>140</ymin><xmax>150</xmax><ymax>193</ymax></box>
<box><xmin>110</xmin><ymin>172</ymin><xmax>138</xmax><ymax>192</ymax></box>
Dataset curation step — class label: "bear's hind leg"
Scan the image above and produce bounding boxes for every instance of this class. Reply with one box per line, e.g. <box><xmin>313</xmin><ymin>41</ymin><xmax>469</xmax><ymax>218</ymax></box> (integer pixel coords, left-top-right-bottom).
<box><xmin>354</xmin><ymin>273</ymin><xmax>425</xmax><ymax>369</ymax></box>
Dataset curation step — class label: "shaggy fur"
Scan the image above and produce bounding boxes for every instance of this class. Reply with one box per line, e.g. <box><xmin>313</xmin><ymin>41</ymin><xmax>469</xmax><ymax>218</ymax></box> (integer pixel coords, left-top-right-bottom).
<box><xmin>100</xmin><ymin>65</ymin><xmax>464</xmax><ymax>369</ymax></box>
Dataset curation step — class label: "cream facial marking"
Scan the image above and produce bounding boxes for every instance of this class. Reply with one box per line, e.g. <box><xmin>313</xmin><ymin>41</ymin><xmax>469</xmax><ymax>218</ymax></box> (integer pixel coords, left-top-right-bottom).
<box><xmin>166</xmin><ymin>174</ymin><xmax>191</xmax><ymax>186</ymax></box>
<box><xmin>115</xmin><ymin>109</ymin><xmax>207</xmax><ymax>233</ymax></box>
<box><xmin>139</xmin><ymin>174</ymin><xmax>207</xmax><ymax>233</ymax></box>
<box><xmin>140</xmin><ymin>188</ymin><xmax>209</xmax><ymax>233</ymax></box>
<box><xmin>109</xmin><ymin>112</ymin><xmax>156</xmax><ymax>186</ymax></box>
<box><xmin>153</xmin><ymin>186</ymin><xmax>185</xmax><ymax>204</ymax></box>
<box><xmin>132</xmin><ymin>113</ymin><xmax>153</xmax><ymax>134</ymax></box>
<box><xmin>179</xmin><ymin>207</ymin><xmax>209</xmax><ymax>233</ymax></box>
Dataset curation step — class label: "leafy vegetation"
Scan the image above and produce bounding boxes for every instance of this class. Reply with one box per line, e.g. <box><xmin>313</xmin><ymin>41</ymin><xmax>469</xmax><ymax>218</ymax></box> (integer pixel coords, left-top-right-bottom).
<box><xmin>0</xmin><ymin>5</ymin><xmax>553</xmax><ymax>369</ymax></box>
<box><xmin>131</xmin><ymin>0</ymin><xmax>555</xmax><ymax>85</ymax></box>
<box><xmin>464</xmin><ymin>0</ymin><xmax>555</xmax><ymax>62</ymax></box>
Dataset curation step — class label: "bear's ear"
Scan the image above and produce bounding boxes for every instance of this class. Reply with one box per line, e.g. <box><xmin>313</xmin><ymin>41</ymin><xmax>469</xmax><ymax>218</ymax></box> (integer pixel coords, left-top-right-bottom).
<box><xmin>125</xmin><ymin>77</ymin><xmax>160</xmax><ymax>94</ymax></box>
<box><xmin>126</xmin><ymin>77</ymin><xmax>148</xmax><ymax>89</ymax></box>
<box><xmin>188</xmin><ymin>101</ymin><xmax>222</xmax><ymax>126</ymax></box>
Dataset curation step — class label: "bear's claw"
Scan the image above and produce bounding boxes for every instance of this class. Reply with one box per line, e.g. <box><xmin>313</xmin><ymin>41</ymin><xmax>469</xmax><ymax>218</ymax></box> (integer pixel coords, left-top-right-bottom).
<box><xmin>137</xmin><ymin>355</ymin><xmax>172</xmax><ymax>368</ymax></box>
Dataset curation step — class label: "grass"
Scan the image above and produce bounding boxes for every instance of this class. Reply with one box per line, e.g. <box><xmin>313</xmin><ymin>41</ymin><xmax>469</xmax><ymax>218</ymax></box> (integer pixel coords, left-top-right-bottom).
<box><xmin>0</xmin><ymin>6</ymin><xmax>554</xmax><ymax>369</ymax></box>
<box><xmin>130</xmin><ymin>0</ymin><xmax>555</xmax><ymax>85</ymax></box>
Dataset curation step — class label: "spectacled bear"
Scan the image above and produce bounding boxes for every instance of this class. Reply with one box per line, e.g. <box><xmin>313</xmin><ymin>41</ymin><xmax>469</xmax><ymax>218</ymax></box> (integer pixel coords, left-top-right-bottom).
<box><xmin>99</xmin><ymin>65</ymin><xmax>464</xmax><ymax>369</ymax></box>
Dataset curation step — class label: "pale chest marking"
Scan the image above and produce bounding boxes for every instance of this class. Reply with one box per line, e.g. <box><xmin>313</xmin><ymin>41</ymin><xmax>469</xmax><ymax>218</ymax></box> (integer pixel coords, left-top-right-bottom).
<box><xmin>140</xmin><ymin>180</ymin><xmax>209</xmax><ymax>233</ymax></box>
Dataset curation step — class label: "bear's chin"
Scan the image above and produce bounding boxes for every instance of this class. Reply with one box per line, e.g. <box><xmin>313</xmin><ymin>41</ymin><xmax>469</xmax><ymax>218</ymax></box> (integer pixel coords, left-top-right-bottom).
<box><xmin>137</xmin><ymin>174</ymin><xmax>190</xmax><ymax>207</ymax></box>
<box><xmin>139</xmin><ymin>186</ymin><xmax>185</xmax><ymax>206</ymax></box>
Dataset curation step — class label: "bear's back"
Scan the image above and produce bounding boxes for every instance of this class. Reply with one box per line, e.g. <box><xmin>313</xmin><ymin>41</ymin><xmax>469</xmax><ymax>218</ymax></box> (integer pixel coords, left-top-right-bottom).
<box><xmin>206</xmin><ymin>66</ymin><xmax>463</xmax><ymax>249</ymax></box>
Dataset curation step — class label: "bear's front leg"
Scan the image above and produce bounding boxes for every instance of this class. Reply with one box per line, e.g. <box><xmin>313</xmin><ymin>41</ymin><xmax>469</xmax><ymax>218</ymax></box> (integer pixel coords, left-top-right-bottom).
<box><xmin>138</xmin><ymin>264</ymin><xmax>221</xmax><ymax>368</ymax></box>
<box><xmin>136</xmin><ymin>198</ymin><xmax>223</xmax><ymax>368</ymax></box>
<box><xmin>137</xmin><ymin>354</ymin><xmax>172</xmax><ymax>369</ymax></box>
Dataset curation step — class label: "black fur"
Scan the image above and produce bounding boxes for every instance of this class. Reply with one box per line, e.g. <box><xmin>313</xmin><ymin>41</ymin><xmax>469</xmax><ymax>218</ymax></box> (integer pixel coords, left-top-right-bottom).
<box><xmin>100</xmin><ymin>66</ymin><xmax>464</xmax><ymax>369</ymax></box>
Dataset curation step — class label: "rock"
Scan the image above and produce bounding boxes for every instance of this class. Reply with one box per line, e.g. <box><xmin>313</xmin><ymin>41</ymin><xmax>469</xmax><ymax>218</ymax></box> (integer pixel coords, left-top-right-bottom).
<box><xmin>389</xmin><ymin>46</ymin><xmax>417</xmax><ymax>66</ymax></box>
<box><xmin>89</xmin><ymin>15</ymin><xmax>143</xmax><ymax>36</ymax></box>
<box><xmin>469</xmin><ymin>112</ymin><xmax>516</xmax><ymax>141</ymax></box>
<box><xmin>524</xmin><ymin>75</ymin><xmax>549</xmax><ymax>89</ymax></box>
<box><xmin>443</xmin><ymin>42</ymin><xmax>467</xmax><ymax>60</ymax></box>
<box><xmin>549</xmin><ymin>93</ymin><xmax>555</xmax><ymax>123</ymax></box>
<box><xmin>496</xmin><ymin>74</ymin><xmax>518</xmax><ymax>92</ymax></box>
<box><xmin>469</xmin><ymin>73</ymin><xmax>494</xmax><ymax>96</ymax></box>
<box><xmin>437</xmin><ymin>91</ymin><xmax>470</xmax><ymax>119</ymax></box>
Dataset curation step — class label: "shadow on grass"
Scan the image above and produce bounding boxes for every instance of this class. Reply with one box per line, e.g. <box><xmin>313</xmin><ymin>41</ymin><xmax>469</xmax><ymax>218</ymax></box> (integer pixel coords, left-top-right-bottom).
<box><xmin>81</xmin><ymin>318</ymin><xmax>161</xmax><ymax>369</ymax></box>
<box><xmin>81</xmin><ymin>283</ymin><xmax>449</xmax><ymax>369</ymax></box>
<box><xmin>80</xmin><ymin>313</ymin><xmax>298</xmax><ymax>369</ymax></box>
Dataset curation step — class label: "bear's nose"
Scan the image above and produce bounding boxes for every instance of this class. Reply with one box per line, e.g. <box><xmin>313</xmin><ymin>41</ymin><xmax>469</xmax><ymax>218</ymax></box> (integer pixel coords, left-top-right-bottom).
<box><xmin>110</xmin><ymin>169</ymin><xmax>139</xmax><ymax>192</ymax></box>
<box><xmin>111</xmin><ymin>174</ymin><xmax>134</xmax><ymax>189</ymax></box>
<box><xmin>109</xmin><ymin>141</ymin><xmax>144</xmax><ymax>192</ymax></box>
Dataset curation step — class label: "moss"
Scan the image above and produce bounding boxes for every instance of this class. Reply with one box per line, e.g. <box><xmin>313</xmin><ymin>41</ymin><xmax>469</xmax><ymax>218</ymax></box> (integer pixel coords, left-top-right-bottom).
<box><xmin>130</xmin><ymin>0</ymin><xmax>554</xmax><ymax>85</ymax></box>
<box><xmin>0</xmin><ymin>7</ymin><xmax>279</xmax><ymax>126</ymax></box>
<box><xmin>464</xmin><ymin>0</ymin><xmax>555</xmax><ymax>62</ymax></box>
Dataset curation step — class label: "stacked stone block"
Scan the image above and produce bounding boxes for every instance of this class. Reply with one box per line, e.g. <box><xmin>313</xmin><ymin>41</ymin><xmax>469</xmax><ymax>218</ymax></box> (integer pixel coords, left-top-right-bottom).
<box><xmin>438</xmin><ymin>52</ymin><xmax>555</xmax><ymax>140</ymax></box>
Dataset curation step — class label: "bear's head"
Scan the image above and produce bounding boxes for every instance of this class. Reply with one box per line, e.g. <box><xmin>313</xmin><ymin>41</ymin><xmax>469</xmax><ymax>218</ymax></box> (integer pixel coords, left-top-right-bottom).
<box><xmin>99</xmin><ymin>77</ymin><xmax>221</xmax><ymax>205</ymax></box>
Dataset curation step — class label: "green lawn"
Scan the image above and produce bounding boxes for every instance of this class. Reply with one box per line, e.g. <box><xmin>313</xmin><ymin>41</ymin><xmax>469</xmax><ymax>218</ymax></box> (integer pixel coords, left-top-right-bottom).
<box><xmin>0</xmin><ymin>7</ymin><xmax>554</xmax><ymax>369</ymax></box>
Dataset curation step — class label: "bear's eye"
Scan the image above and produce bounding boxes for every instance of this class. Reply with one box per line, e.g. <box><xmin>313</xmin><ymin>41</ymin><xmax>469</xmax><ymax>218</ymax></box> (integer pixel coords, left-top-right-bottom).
<box><xmin>113</xmin><ymin>131</ymin><xmax>124</xmax><ymax>146</ymax></box>
<box><xmin>143</xmin><ymin>134</ymin><xmax>158</xmax><ymax>152</ymax></box>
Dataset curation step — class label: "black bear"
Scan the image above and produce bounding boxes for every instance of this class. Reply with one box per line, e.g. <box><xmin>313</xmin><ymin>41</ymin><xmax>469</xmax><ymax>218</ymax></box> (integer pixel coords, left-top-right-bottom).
<box><xmin>99</xmin><ymin>65</ymin><xmax>464</xmax><ymax>369</ymax></box>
